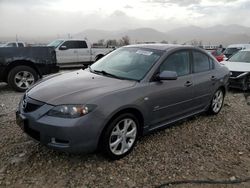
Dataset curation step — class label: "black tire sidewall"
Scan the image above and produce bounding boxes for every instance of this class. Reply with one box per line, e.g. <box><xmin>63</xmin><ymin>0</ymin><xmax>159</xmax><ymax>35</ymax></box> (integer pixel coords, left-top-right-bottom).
<box><xmin>101</xmin><ymin>113</ymin><xmax>139</xmax><ymax>160</ymax></box>
<box><xmin>7</xmin><ymin>66</ymin><xmax>38</xmax><ymax>92</ymax></box>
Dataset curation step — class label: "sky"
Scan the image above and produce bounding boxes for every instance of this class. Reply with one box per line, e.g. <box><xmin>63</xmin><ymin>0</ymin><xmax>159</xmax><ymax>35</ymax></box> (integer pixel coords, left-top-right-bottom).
<box><xmin>0</xmin><ymin>0</ymin><xmax>250</xmax><ymax>38</ymax></box>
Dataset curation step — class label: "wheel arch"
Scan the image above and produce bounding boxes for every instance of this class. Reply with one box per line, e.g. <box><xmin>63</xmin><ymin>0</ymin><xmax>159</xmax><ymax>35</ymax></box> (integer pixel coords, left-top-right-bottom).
<box><xmin>4</xmin><ymin>60</ymin><xmax>41</xmax><ymax>82</ymax></box>
<box><xmin>94</xmin><ymin>54</ymin><xmax>105</xmax><ymax>62</ymax></box>
<box><xmin>98</xmin><ymin>107</ymin><xmax>145</xmax><ymax>148</ymax></box>
<box><xmin>218</xmin><ymin>85</ymin><xmax>226</xmax><ymax>95</ymax></box>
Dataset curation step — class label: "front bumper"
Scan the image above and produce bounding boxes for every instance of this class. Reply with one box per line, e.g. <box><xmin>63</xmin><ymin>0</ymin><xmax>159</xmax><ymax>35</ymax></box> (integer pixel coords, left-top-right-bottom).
<box><xmin>229</xmin><ymin>78</ymin><xmax>250</xmax><ymax>90</ymax></box>
<box><xmin>16</xmin><ymin>97</ymin><xmax>104</xmax><ymax>153</ymax></box>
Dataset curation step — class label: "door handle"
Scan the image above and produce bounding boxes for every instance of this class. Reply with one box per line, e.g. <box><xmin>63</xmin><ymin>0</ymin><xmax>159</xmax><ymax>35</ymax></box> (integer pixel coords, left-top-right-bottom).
<box><xmin>184</xmin><ymin>81</ymin><xmax>193</xmax><ymax>87</ymax></box>
<box><xmin>211</xmin><ymin>76</ymin><xmax>217</xmax><ymax>81</ymax></box>
<box><xmin>74</xmin><ymin>50</ymin><xmax>77</xmax><ymax>53</ymax></box>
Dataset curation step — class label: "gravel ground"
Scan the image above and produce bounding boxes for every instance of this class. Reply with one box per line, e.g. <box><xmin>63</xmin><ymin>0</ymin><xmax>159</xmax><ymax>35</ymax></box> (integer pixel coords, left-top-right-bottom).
<box><xmin>0</xmin><ymin>80</ymin><xmax>250</xmax><ymax>188</ymax></box>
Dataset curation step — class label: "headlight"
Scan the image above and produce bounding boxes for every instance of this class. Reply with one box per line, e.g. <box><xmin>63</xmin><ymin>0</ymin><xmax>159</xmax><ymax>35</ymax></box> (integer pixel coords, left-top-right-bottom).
<box><xmin>47</xmin><ymin>104</ymin><xmax>96</xmax><ymax>118</ymax></box>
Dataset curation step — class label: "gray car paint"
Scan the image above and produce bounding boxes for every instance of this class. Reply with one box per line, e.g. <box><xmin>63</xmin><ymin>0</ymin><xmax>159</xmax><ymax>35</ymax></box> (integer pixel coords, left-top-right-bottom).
<box><xmin>16</xmin><ymin>44</ymin><xmax>230</xmax><ymax>153</ymax></box>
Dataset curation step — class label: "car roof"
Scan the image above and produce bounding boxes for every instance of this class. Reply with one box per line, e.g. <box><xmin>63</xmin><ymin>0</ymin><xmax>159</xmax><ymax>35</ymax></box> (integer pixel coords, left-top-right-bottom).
<box><xmin>241</xmin><ymin>49</ymin><xmax>250</xmax><ymax>52</ymax></box>
<box><xmin>124</xmin><ymin>43</ymin><xmax>195</xmax><ymax>51</ymax></box>
<box><xmin>227</xmin><ymin>44</ymin><xmax>250</xmax><ymax>48</ymax></box>
<box><xmin>57</xmin><ymin>39</ymin><xmax>87</xmax><ymax>41</ymax></box>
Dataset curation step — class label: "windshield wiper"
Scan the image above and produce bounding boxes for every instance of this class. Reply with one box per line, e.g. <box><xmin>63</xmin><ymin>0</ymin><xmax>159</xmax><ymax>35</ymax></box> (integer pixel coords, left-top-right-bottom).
<box><xmin>89</xmin><ymin>67</ymin><xmax>139</xmax><ymax>81</ymax></box>
<box><xmin>90</xmin><ymin>69</ymin><xmax>123</xmax><ymax>79</ymax></box>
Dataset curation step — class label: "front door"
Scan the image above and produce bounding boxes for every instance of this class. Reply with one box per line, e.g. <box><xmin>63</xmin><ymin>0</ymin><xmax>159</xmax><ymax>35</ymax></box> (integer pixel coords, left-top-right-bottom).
<box><xmin>56</xmin><ymin>41</ymin><xmax>79</xmax><ymax>64</ymax></box>
<box><xmin>146</xmin><ymin>50</ymin><xmax>194</xmax><ymax>128</ymax></box>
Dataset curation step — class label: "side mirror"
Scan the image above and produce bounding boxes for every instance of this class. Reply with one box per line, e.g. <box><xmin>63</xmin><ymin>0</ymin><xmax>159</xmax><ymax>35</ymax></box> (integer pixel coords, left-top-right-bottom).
<box><xmin>157</xmin><ymin>71</ymin><xmax>178</xmax><ymax>81</ymax></box>
<box><xmin>59</xmin><ymin>45</ymin><xmax>67</xmax><ymax>50</ymax></box>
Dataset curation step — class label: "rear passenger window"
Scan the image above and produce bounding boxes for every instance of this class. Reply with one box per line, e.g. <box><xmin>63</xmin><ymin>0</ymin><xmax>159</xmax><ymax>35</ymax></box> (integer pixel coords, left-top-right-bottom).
<box><xmin>18</xmin><ymin>43</ymin><xmax>24</xmax><ymax>47</ymax></box>
<box><xmin>193</xmin><ymin>51</ymin><xmax>210</xmax><ymax>73</ymax></box>
<box><xmin>160</xmin><ymin>51</ymin><xmax>190</xmax><ymax>76</ymax></box>
<box><xmin>77</xmin><ymin>41</ymin><xmax>88</xmax><ymax>48</ymax></box>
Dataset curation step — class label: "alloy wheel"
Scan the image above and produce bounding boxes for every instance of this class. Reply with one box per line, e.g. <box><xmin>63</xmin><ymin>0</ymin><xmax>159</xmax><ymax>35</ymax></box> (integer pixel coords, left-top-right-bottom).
<box><xmin>212</xmin><ymin>90</ymin><xmax>224</xmax><ymax>113</ymax></box>
<box><xmin>109</xmin><ymin>118</ymin><xmax>137</xmax><ymax>156</ymax></box>
<box><xmin>14</xmin><ymin>71</ymin><xmax>35</xmax><ymax>90</ymax></box>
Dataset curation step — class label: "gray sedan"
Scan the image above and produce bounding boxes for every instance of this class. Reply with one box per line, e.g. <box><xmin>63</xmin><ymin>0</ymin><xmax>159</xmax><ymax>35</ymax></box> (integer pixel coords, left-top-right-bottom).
<box><xmin>16</xmin><ymin>44</ymin><xmax>230</xmax><ymax>159</ymax></box>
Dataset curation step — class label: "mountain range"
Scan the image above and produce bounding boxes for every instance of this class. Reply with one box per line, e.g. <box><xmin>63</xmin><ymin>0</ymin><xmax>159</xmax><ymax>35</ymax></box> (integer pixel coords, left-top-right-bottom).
<box><xmin>74</xmin><ymin>24</ymin><xmax>250</xmax><ymax>46</ymax></box>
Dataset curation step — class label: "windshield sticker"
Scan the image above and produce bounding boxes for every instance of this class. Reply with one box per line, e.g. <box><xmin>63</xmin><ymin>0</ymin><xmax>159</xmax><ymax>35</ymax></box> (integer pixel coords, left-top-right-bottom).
<box><xmin>136</xmin><ymin>50</ymin><xmax>153</xmax><ymax>56</ymax></box>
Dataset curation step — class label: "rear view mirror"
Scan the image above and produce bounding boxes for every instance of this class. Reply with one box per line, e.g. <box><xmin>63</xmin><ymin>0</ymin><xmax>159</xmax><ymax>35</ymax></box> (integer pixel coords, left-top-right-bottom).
<box><xmin>59</xmin><ymin>45</ymin><xmax>67</xmax><ymax>50</ymax></box>
<box><xmin>157</xmin><ymin>71</ymin><xmax>177</xmax><ymax>81</ymax></box>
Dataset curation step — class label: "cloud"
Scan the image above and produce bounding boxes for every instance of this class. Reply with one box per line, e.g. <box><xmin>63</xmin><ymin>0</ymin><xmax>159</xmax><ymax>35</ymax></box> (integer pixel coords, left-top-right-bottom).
<box><xmin>143</xmin><ymin>0</ymin><xmax>201</xmax><ymax>6</ymax></box>
<box><xmin>0</xmin><ymin>0</ymin><xmax>249</xmax><ymax>40</ymax></box>
<box><xmin>0</xmin><ymin>0</ymin><xmax>58</xmax><ymax>7</ymax></box>
<box><xmin>124</xmin><ymin>5</ymin><xmax>133</xmax><ymax>9</ymax></box>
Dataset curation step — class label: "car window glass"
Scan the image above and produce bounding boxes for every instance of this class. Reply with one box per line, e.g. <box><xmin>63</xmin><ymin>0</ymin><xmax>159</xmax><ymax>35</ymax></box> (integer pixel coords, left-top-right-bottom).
<box><xmin>6</xmin><ymin>43</ymin><xmax>16</xmax><ymax>47</ymax></box>
<box><xmin>90</xmin><ymin>47</ymin><xmax>162</xmax><ymax>81</ymax></box>
<box><xmin>61</xmin><ymin>41</ymin><xmax>78</xmax><ymax>49</ymax></box>
<box><xmin>229</xmin><ymin>51</ymin><xmax>250</xmax><ymax>63</ymax></box>
<box><xmin>77</xmin><ymin>41</ymin><xmax>88</xmax><ymax>48</ymax></box>
<box><xmin>18</xmin><ymin>43</ymin><xmax>24</xmax><ymax>47</ymax></box>
<box><xmin>209</xmin><ymin>58</ymin><xmax>215</xmax><ymax>69</ymax></box>
<box><xmin>193</xmin><ymin>51</ymin><xmax>210</xmax><ymax>73</ymax></box>
<box><xmin>160</xmin><ymin>51</ymin><xmax>190</xmax><ymax>76</ymax></box>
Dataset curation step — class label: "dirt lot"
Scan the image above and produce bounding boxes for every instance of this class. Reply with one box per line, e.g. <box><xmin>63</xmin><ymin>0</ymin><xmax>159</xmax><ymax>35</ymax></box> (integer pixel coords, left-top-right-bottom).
<box><xmin>0</xmin><ymin>80</ymin><xmax>250</xmax><ymax>188</ymax></box>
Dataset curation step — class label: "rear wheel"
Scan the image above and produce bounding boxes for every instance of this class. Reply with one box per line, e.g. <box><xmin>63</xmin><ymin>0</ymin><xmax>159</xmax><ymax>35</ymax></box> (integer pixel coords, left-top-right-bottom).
<box><xmin>7</xmin><ymin>66</ymin><xmax>38</xmax><ymax>92</ymax></box>
<box><xmin>101</xmin><ymin>113</ymin><xmax>139</xmax><ymax>160</ymax></box>
<box><xmin>95</xmin><ymin>55</ymin><xmax>104</xmax><ymax>62</ymax></box>
<box><xmin>208</xmin><ymin>88</ymin><xmax>224</xmax><ymax>115</ymax></box>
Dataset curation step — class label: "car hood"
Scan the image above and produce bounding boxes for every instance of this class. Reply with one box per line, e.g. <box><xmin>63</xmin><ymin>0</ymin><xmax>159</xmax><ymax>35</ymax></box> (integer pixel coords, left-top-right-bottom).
<box><xmin>28</xmin><ymin>70</ymin><xmax>136</xmax><ymax>105</ymax></box>
<box><xmin>222</xmin><ymin>61</ymin><xmax>250</xmax><ymax>72</ymax></box>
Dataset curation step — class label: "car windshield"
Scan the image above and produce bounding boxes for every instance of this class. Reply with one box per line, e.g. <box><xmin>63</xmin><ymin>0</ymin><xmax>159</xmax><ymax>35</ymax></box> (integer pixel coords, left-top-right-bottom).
<box><xmin>229</xmin><ymin>51</ymin><xmax>250</xmax><ymax>63</ymax></box>
<box><xmin>224</xmin><ymin>47</ymin><xmax>241</xmax><ymax>55</ymax></box>
<box><xmin>90</xmin><ymin>47</ymin><xmax>163</xmax><ymax>81</ymax></box>
<box><xmin>47</xmin><ymin>40</ymin><xmax>64</xmax><ymax>48</ymax></box>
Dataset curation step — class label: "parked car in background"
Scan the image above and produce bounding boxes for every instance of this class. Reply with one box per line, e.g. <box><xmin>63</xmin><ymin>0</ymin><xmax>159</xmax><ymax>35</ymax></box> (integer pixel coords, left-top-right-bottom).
<box><xmin>16</xmin><ymin>44</ymin><xmax>230</xmax><ymax>159</ymax></box>
<box><xmin>0</xmin><ymin>41</ymin><xmax>26</xmax><ymax>48</ymax></box>
<box><xmin>222</xmin><ymin>49</ymin><xmax>250</xmax><ymax>90</ymax></box>
<box><xmin>0</xmin><ymin>47</ymin><xmax>59</xmax><ymax>91</ymax></box>
<box><xmin>223</xmin><ymin>44</ymin><xmax>250</xmax><ymax>58</ymax></box>
<box><xmin>207</xmin><ymin>49</ymin><xmax>226</xmax><ymax>62</ymax></box>
<box><xmin>48</xmin><ymin>39</ymin><xmax>113</xmax><ymax>68</ymax></box>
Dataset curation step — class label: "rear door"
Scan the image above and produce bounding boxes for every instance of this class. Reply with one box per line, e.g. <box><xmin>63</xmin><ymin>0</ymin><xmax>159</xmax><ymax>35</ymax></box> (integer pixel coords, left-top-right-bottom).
<box><xmin>146</xmin><ymin>50</ymin><xmax>194</xmax><ymax>128</ymax></box>
<box><xmin>76</xmin><ymin>41</ymin><xmax>92</xmax><ymax>62</ymax></box>
<box><xmin>56</xmin><ymin>41</ymin><xmax>79</xmax><ymax>64</ymax></box>
<box><xmin>191</xmin><ymin>50</ymin><xmax>216</xmax><ymax>110</ymax></box>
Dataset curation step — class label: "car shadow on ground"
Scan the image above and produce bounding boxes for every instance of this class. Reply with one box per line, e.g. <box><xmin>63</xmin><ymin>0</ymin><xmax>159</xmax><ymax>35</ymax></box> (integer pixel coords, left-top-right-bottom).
<box><xmin>0</xmin><ymin>83</ymin><xmax>12</xmax><ymax>92</ymax></box>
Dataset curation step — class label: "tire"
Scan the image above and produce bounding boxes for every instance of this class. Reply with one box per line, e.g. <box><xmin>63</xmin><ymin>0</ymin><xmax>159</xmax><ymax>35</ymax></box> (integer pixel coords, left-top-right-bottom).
<box><xmin>242</xmin><ymin>77</ymin><xmax>249</xmax><ymax>91</ymax></box>
<box><xmin>100</xmin><ymin>113</ymin><xmax>139</xmax><ymax>160</ymax></box>
<box><xmin>95</xmin><ymin>55</ymin><xmax>104</xmax><ymax>62</ymax></box>
<box><xmin>207</xmin><ymin>88</ymin><xmax>225</xmax><ymax>115</ymax></box>
<box><xmin>7</xmin><ymin>66</ymin><xmax>38</xmax><ymax>92</ymax></box>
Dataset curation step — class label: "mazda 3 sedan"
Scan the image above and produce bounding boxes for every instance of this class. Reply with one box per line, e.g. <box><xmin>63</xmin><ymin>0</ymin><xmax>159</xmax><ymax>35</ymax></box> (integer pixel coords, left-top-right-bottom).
<box><xmin>16</xmin><ymin>44</ymin><xmax>230</xmax><ymax>159</ymax></box>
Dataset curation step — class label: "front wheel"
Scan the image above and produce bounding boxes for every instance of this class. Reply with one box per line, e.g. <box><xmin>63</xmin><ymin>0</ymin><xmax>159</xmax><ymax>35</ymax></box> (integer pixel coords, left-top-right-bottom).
<box><xmin>208</xmin><ymin>88</ymin><xmax>225</xmax><ymax>115</ymax></box>
<box><xmin>7</xmin><ymin>66</ymin><xmax>38</xmax><ymax>92</ymax></box>
<box><xmin>101</xmin><ymin>113</ymin><xmax>139</xmax><ymax>160</ymax></box>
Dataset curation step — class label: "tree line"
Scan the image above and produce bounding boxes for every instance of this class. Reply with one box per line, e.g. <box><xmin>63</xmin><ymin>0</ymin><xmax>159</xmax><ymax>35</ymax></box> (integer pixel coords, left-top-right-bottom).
<box><xmin>92</xmin><ymin>36</ymin><xmax>130</xmax><ymax>48</ymax></box>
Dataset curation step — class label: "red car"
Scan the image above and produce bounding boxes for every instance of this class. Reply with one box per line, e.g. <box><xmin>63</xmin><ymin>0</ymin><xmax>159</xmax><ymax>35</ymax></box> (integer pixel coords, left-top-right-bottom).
<box><xmin>207</xmin><ymin>49</ymin><xmax>226</xmax><ymax>62</ymax></box>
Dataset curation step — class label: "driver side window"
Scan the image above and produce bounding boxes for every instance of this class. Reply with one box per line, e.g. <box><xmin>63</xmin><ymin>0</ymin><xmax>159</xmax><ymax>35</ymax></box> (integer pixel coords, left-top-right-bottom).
<box><xmin>61</xmin><ymin>41</ymin><xmax>78</xmax><ymax>49</ymax></box>
<box><xmin>160</xmin><ymin>51</ymin><xmax>190</xmax><ymax>76</ymax></box>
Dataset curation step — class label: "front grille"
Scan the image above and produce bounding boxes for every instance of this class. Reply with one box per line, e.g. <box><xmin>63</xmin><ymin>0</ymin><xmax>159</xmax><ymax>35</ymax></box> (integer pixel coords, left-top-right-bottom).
<box><xmin>24</xmin><ymin>102</ymin><xmax>41</xmax><ymax>112</ymax></box>
<box><xmin>22</xmin><ymin>96</ymin><xmax>44</xmax><ymax>113</ymax></box>
<box><xmin>230</xmin><ymin>71</ymin><xmax>245</xmax><ymax>78</ymax></box>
